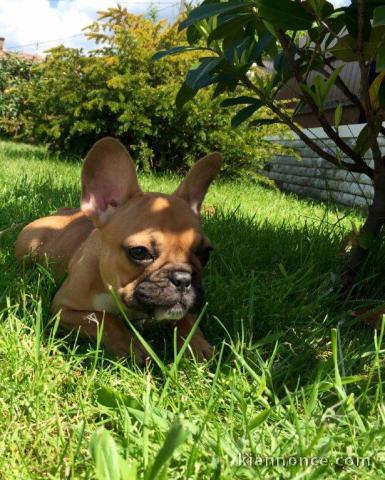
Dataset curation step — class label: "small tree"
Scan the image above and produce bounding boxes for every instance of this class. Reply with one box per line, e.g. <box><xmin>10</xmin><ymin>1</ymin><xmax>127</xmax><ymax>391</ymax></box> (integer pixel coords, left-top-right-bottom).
<box><xmin>154</xmin><ymin>0</ymin><xmax>385</xmax><ymax>291</ymax></box>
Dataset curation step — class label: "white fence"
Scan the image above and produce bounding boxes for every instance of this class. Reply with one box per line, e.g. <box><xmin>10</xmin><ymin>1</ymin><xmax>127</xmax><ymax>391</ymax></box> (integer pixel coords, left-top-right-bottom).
<box><xmin>264</xmin><ymin>124</ymin><xmax>385</xmax><ymax>209</ymax></box>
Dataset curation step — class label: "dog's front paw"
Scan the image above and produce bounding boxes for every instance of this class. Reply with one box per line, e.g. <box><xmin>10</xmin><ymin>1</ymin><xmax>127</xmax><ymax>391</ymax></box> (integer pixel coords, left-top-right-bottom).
<box><xmin>130</xmin><ymin>343</ymin><xmax>150</xmax><ymax>366</ymax></box>
<box><xmin>184</xmin><ymin>336</ymin><xmax>214</xmax><ymax>361</ymax></box>
<box><xmin>108</xmin><ymin>335</ymin><xmax>149</xmax><ymax>366</ymax></box>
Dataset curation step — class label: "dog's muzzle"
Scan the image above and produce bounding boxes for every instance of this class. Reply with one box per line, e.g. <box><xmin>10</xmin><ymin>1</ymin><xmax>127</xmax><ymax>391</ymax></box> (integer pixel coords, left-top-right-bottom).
<box><xmin>132</xmin><ymin>268</ymin><xmax>204</xmax><ymax>321</ymax></box>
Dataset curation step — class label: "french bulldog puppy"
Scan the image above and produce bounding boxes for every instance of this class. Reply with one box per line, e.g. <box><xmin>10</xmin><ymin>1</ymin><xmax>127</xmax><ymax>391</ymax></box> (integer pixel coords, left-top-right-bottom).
<box><xmin>15</xmin><ymin>138</ymin><xmax>222</xmax><ymax>363</ymax></box>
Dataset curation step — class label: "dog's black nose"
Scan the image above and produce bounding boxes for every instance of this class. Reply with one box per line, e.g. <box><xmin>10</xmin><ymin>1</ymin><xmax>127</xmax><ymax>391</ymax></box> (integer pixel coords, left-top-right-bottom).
<box><xmin>169</xmin><ymin>271</ymin><xmax>192</xmax><ymax>290</ymax></box>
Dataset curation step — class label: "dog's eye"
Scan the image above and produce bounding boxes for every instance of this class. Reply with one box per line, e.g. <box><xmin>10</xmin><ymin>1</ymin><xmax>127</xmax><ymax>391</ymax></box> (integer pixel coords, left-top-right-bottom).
<box><xmin>125</xmin><ymin>246</ymin><xmax>153</xmax><ymax>263</ymax></box>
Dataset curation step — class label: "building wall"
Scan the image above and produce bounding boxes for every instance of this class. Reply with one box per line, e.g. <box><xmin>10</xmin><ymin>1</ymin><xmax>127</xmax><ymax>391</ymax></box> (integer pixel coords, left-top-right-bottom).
<box><xmin>264</xmin><ymin>124</ymin><xmax>385</xmax><ymax>209</ymax></box>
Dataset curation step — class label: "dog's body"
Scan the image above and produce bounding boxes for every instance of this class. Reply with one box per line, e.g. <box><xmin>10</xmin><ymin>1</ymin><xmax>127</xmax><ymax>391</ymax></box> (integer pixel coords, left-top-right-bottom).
<box><xmin>16</xmin><ymin>138</ymin><xmax>222</xmax><ymax>363</ymax></box>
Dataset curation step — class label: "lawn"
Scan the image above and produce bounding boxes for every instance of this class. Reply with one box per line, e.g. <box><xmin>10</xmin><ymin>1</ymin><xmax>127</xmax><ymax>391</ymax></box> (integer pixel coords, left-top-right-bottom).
<box><xmin>1</xmin><ymin>139</ymin><xmax>385</xmax><ymax>479</ymax></box>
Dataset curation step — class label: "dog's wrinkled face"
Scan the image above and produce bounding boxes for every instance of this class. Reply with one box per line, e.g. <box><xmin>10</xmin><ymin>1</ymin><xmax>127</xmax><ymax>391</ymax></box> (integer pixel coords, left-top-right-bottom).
<box><xmin>98</xmin><ymin>194</ymin><xmax>212</xmax><ymax>321</ymax></box>
<box><xmin>80</xmin><ymin>138</ymin><xmax>222</xmax><ymax>322</ymax></box>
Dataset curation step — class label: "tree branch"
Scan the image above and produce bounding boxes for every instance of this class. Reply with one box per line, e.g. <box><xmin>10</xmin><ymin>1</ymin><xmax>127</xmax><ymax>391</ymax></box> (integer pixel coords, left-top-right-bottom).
<box><xmin>301</xmin><ymin>41</ymin><xmax>385</xmax><ymax>138</ymax></box>
<box><xmin>315</xmin><ymin>63</ymin><xmax>385</xmax><ymax>139</ymax></box>
<box><xmin>242</xmin><ymin>76</ymin><xmax>373</xmax><ymax>179</ymax></box>
<box><xmin>276</xmin><ymin>29</ymin><xmax>370</xmax><ymax>172</ymax></box>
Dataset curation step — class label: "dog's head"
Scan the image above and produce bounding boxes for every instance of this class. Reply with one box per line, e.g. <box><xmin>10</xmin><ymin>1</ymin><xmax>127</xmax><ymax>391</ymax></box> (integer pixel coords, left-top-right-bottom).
<box><xmin>81</xmin><ymin>137</ymin><xmax>222</xmax><ymax>322</ymax></box>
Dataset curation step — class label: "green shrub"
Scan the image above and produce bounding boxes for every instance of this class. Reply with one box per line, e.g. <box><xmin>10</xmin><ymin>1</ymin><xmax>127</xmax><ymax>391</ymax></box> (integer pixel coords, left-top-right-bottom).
<box><xmin>3</xmin><ymin>6</ymin><xmax>290</xmax><ymax>176</ymax></box>
<box><xmin>0</xmin><ymin>54</ymin><xmax>36</xmax><ymax>136</ymax></box>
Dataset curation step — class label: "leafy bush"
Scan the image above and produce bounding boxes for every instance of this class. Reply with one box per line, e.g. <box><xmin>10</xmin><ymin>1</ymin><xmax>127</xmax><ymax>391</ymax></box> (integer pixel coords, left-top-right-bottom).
<box><xmin>3</xmin><ymin>6</ymin><xmax>290</xmax><ymax>176</ymax></box>
<box><xmin>0</xmin><ymin>54</ymin><xmax>36</xmax><ymax>136</ymax></box>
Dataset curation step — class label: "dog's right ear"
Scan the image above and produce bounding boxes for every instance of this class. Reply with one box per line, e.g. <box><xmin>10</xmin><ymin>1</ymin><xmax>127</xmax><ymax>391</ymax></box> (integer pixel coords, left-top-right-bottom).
<box><xmin>81</xmin><ymin>137</ymin><xmax>141</xmax><ymax>226</ymax></box>
<box><xmin>174</xmin><ymin>152</ymin><xmax>222</xmax><ymax>215</ymax></box>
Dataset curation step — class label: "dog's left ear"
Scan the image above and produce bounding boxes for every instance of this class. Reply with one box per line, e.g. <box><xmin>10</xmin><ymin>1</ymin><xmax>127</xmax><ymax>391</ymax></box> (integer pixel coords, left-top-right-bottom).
<box><xmin>81</xmin><ymin>137</ymin><xmax>142</xmax><ymax>226</ymax></box>
<box><xmin>174</xmin><ymin>152</ymin><xmax>222</xmax><ymax>215</ymax></box>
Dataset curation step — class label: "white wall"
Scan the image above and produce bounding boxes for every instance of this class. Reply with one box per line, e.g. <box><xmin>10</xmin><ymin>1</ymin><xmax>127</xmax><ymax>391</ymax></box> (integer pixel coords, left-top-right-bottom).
<box><xmin>264</xmin><ymin>124</ymin><xmax>385</xmax><ymax>209</ymax></box>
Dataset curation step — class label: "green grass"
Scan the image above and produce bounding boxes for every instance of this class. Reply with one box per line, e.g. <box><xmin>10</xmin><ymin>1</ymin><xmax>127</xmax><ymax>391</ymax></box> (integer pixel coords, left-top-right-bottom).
<box><xmin>1</xmin><ymin>139</ymin><xmax>385</xmax><ymax>479</ymax></box>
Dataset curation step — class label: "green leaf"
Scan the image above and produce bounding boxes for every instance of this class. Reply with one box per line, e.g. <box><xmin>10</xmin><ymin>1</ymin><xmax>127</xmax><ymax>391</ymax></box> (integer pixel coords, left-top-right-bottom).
<box><xmin>330</xmin><ymin>328</ymin><xmax>344</xmax><ymax>398</ymax></box>
<box><xmin>307</xmin><ymin>65</ymin><xmax>344</xmax><ymax>110</ymax></box>
<box><xmin>207</xmin><ymin>14</ymin><xmax>253</xmax><ymax>43</ymax></box>
<box><xmin>374</xmin><ymin>6</ymin><xmax>385</xmax><ymax>27</ymax></box>
<box><xmin>354</xmin><ymin>124</ymin><xmax>371</xmax><ymax>156</ymax></box>
<box><xmin>125</xmin><ymin>407</ymin><xmax>169</xmax><ymax>432</ymax></box>
<box><xmin>96</xmin><ymin>385</ymin><xmax>142</xmax><ymax>411</ymax></box>
<box><xmin>151</xmin><ymin>46</ymin><xmax>208</xmax><ymax>62</ymax></box>
<box><xmin>332</xmin><ymin>26</ymin><xmax>385</xmax><ymax>60</ymax></box>
<box><xmin>334</xmin><ymin>103</ymin><xmax>343</xmax><ymax>129</ymax></box>
<box><xmin>379</xmin><ymin>75</ymin><xmax>385</xmax><ymax>109</ymax></box>
<box><xmin>248</xmin><ymin>408</ymin><xmax>271</xmax><ymax>431</ymax></box>
<box><xmin>231</xmin><ymin>101</ymin><xmax>263</xmax><ymax>128</ymax></box>
<box><xmin>176</xmin><ymin>81</ymin><xmax>197</xmax><ymax>109</ymax></box>
<box><xmin>220</xmin><ymin>95</ymin><xmax>259</xmax><ymax>107</ymax></box>
<box><xmin>307</xmin><ymin>0</ymin><xmax>334</xmax><ymax>19</ymax></box>
<box><xmin>119</xmin><ymin>458</ymin><xmax>137</xmax><ymax>480</ymax></box>
<box><xmin>179</xmin><ymin>1</ymin><xmax>253</xmax><ymax>32</ymax></box>
<box><xmin>273</xmin><ymin>51</ymin><xmax>290</xmax><ymax>81</ymax></box>
<box><xmin>186</xmin><ymin>24</ymin><xmax>202</xmax><ymax>46</ymax></box>
<box><xmin>212</xmin><ymin>80</ymin><xmax>235</xmax><ymax>98</ymax></box>
<box><xmin>369</xmin><ymin>71</ymin><xmax>385</xmax><ymax>110</ymax></box>
<box><xmin>366</xmin><ymin>27</ymin><xmax>385</xmax><ymax>60</ymax></box>
<box><xmin>336</xmin><ymin>27</ymin><xmax>385</xmax><ymax>64</ymax></box>
<box><xmin>355</xmin><ymin>121</ymin><xmax>382</xmax><ymax>156</ymax></box>
<box><xmin>330</xmin><ymin>35</ymin><xmax>356</xmax><ymax>62</ymax></box>
<box><xmin>186</xmin><ymin>57</ymin><xmax>223</xmax><ymax>90</ymax></box>
<box><xmin>321</xmin><ymin>0</ymin><xmax>334</xmax><ymax>19</ymax></box>
<box><xmin>145</xmin><ymin>421</ymin><xmax>189</xmax><ymax>480</ymax></box>
<box><xmin>257</xmin><ymin>0</ymin><xmax>314</xmax><ymax>31</ymax></box>
<box><xmin>300</xmin><ymin>83</ymin><xmax>319</xmax><ymax>107</ymax></box>
<box><xmin>377</xmin><ymin>44</ymin><xmax>385</xmax><ymax>71</ymax></box>
<box><xmin>322</xmin><ymin>65</ymin><xmax>344</xmax><ymax>101</ymax></box>
<box><xmin>252</xmin><ymin>32</ymin><xmax>274</xmax><ymax>65</ymax></box>
<box><xmin>90</xmin><ymin>429</ymin><xmax>121</xmax><ymax>480</ymax></box>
